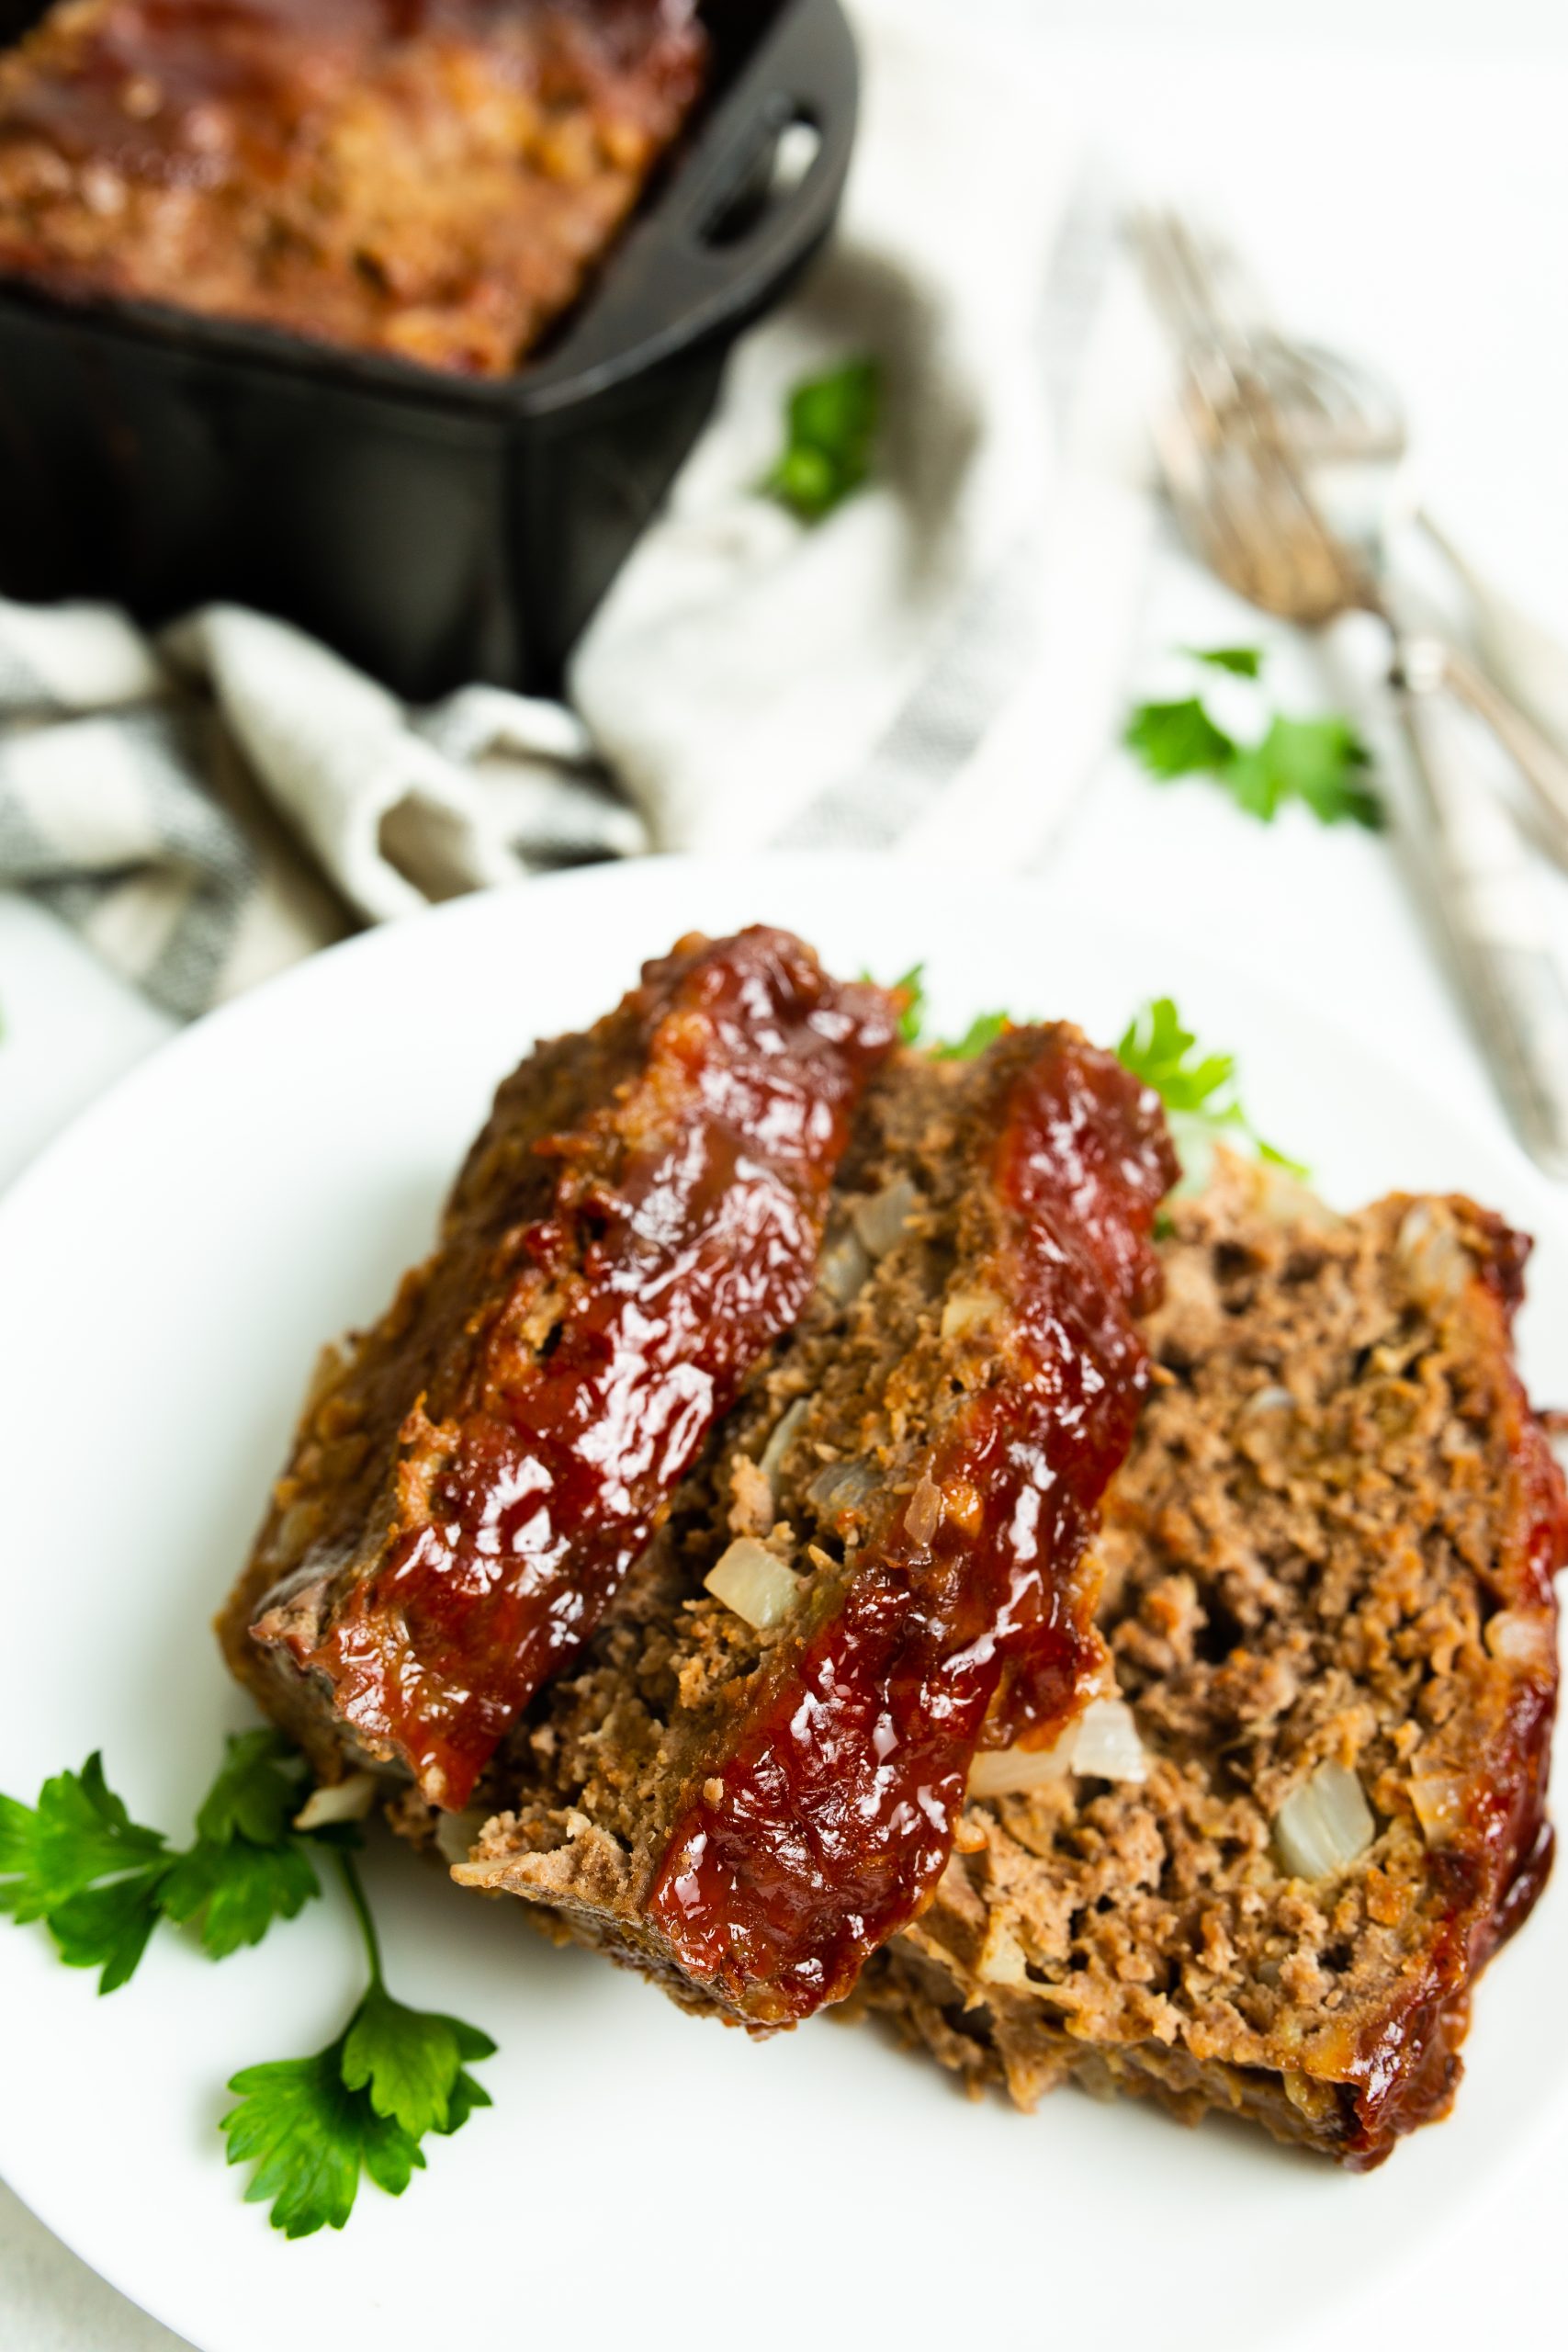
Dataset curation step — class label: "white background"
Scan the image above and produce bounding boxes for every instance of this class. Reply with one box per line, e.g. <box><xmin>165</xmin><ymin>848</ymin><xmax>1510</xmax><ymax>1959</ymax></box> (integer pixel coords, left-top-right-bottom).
<box><xmin>5</xmin><ymin>2</ymin><xmax>1568</xmax><ymax>2345</ymax></box>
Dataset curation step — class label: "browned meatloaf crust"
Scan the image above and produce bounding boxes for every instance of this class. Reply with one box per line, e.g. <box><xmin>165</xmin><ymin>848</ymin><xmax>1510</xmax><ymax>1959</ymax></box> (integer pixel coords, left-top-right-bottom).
<box><xmin>451</xmin><ymin>1032</ymin><xmax>1178</xmax><ymax>2026</ymax></box>
<box><xmin>218</xmin><ymin>927</ymin><xmax>896</xmax><ymax>1811</ymax></box>
<box><xmin>852</xmin><ymin>1156</ymin><xmax>1566</xmax><ymax>2168</ymax></box>
<box><xmin>0</xmin><ymin>1</ymin><xmax>707</xmax><ymax>376</ymax></box>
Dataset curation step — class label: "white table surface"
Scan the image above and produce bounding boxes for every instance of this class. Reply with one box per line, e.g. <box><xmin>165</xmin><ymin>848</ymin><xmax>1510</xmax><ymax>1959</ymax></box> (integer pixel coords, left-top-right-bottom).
<box><xmin>5</xmin><ymin>4</ymin><xmax>1568</xmax><ymax>2346</ymax></box>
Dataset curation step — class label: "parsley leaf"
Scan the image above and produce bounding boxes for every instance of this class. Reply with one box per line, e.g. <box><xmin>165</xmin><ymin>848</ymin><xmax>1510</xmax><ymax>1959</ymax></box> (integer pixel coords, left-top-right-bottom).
<box><xmin>1189</xmin><ymin>645</ymin><xmax>1264</xmax><ymax>678</ymax></box>
<box><xmin>342</xmin><ymin>1983</ymin><xmax>497</xmax><ymax>2140</ymax></box>
<box><xmin>763</xmin><ymin>357</ymin><xmax>882</xmax><ymax>523</ymax></box>
<box><xmin>1123</xmin><ymin>696</ymin><xmax>1238</xmax><ymax>779</ymax></box>
<box><xmin>1115</xmin><ymin>998</ymin><xmax>1236</xmax><ymax>1114</ymax></box>
<box><xmin>222</xmin><ymin>1854</ymin><xmax>494</xmax><ymax>2237</ymax></box>
<box><xmin>47</xmin><ymin>1869</ymin><xmax>172</xmax><ymax>1993</ymax></box>
<box><xmin>223</xmin><ymin>2041</ymin><xmax>424</xmax><ymax>2240</ymax></box>
<box><xmin>1</xmin><ymin>1731</ymin><xmax>321</xmax><ymax>1989</ymax></box>
<box><xmin>931</xmin><ymin>1011</ymin><xmax>1010</xmax><ymax>1061</ymax></box>
<box><xmin>1125</xmin><ymin>650</ymin><xmax>1382</xmax><ymax>829</ymax></box>
<box><xmin>196</xmin><ymin>1727</ymin><xmax>307</xmax><ymax>1848</ymax></box>
<box><xmin>873</xmin><ymin>967</ymin><xmax>1010</xmax><ymax>1060</ymax></box>
<box><xmin>0</xmin><ymin>1754</ymin><xmax>166</xmax><ymax>1924</ymax></box>
<box><xmin>888</xmin><ymin>962</ymin><xmax>927</xmax><ymax>1046</ymax></box>
<box><xmin>160</xmin><ymin>1834</ymin><xmax>320</xmax><ymax>1962</ymax></box>
<box><xmin>1118</xmin><ymin>998</ymin><xmax>1307</xmax><ymax>1182</ymax></box>
<box><xmin>168</xmin><ymin>1733</ymin><xmax>321</xmax><ymax>1961</ymax></box>
<box><xmin>1226</xmin><ymin>715</ymin><xmax>1382</xmax><ymax>830</ymax></box>
<box><xmin>0</xmin><ymin>1756</ymin><xmax>174</xmax><ymax>1993</ymax></box>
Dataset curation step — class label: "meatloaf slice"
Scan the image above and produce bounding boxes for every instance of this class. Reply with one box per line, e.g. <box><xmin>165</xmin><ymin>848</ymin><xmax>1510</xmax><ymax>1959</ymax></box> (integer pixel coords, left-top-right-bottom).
<box><xmin>854</xmin><ymin>1154</ymin><xmax>1566</xmax><ymax>2167</ymax></box>
<box><xmin>0</xmin><ymin>2</ymin><xmax>708</xmax><ymax>377</ymax></box>
<box><xmin>453</xmin><ymin>1029</ymin><xmax>1179</xmax><ymax>2025</ymax></box>
<box><xmin>219</xmin><ymin>926</ymin><xmax>897</xmax><ymax>1811</ymax></box>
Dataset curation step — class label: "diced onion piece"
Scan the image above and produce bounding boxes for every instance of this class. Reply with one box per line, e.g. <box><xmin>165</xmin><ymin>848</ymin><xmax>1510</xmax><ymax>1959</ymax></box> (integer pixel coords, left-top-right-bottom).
<box><xmin>807</xmin><ymin>1457</ymin><xmax>879</xmax><ymax>1519</ymax></box>
<box><xmin>759</xmin><ymin>1397</ymin><xmax>810</xmax><ymax>1496</ymax></box>
<box><xmin>941</xmin><ymin>1288</ymin><xmax>1003</xmax><ymax>1342</ymax></box>
<box><xmin>293</xmin><ymin>1771</ymin><xmax>378</xmax><ymax>1831</ymax></box>
<box><xmin>976</xmin><ymin>1920</ymin><xmax>1031</xmax><ymax>1987</ymax></box>
<box><xmin>1397</xmin><ymin>1202</ymin><xmax>1471</xmax><ymax>1310</ymax></box>
<box><xmin>435</xmin><ymin>1807</ymin><xmax>491</xmax><ymax>1868</ymax></box>
<box><xmin>967</xmin><ymin>1739</ymin><xmax>1074</xmax><ymax>1799</ymax></box>
<box><xmin>1243</xmin><ymin>1384</ymin><xmax>1294</xmax><ymax>1416</ymax></box>
<box><xmin>1250</xmin><ymin>1161</ymin><xmax>1342</xmax><ymax>1231</ymax></box>
<box><xmin>818</xmin><ymin>1228</ymin><xmax>872</xmax><ymax>1306</ymax></box>
<box><xmin>906</xmin><ymin>1470</ymin><xmax>942</xmax><ymax>1547</ymax></box>
<box><xmin>1281</xmin><ymin>2068</ymin><xmax>1337</xmax><ymax>2122</ymax></box>
<box><xmin>1071</xmin><ymin>1699</ymin><xmax>1148</xmax><ymax>1784</ymax></box>
<box><xmin>1486</xmin><ymin>1608</ymin><xmax>1555</xmax><ymax>1676</ymax></box>
<box><xmin>967</xmin><ymin>1700</ymin><xmax>1149</xmax><ymax>1799</ymax></box>
<box><xmin>705</xmin><ymin>1538</ymin><xmax>803</xmax><ymax>1632</ymax></box>
<box><xmin>853</xmin><ymin>1174</ymin><xmax>919</xmax><ymax>1260</ymax></box>
<box><xmin>1272</xmin><ymin>1761</ymin><xmax>1375</xmax><ymax>1879</ymax></box>
<box><xmin>1407</xmin><ymin>1770</ymin><xmax>1465</xmax><ymax>1847</ymax></box>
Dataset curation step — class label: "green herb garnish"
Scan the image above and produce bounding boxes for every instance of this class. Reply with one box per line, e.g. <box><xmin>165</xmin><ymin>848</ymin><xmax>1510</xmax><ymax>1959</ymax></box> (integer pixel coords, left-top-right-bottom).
<box><xmin>876</xmin><ymin>964</ymin><xmax>1010</xmax><ymax>1060</ymax></box>
<box><xmin>1123</xmin><ymin>696</ymin><xmax>1238</xmax><ymax>781</ymax></box>
<box><xmin>1125</xmin><ymin>648</ymin><xmax>1382</xmax><ymax>828</ymax></box>
<box><xmin>0</xmin><ymin>1732</ymin><xmax>321</xmax><ymax>1992</ymax></box>
<box><xmin>1224</xmin><ymin>715</ymin><xmax>1381</xmax><ymax>828</ymax></box>
<box><xmin>1188</xmin><ymin>644</ymin><xmax>1264</xmax><ymax>678</ymax></box>
<box><xmin>1117</xmin><ymin>997</ymin><xmax>1306</xmax><ymax>1180</ymax></box>
<box><xmin>6</xmin><ymin>1731</ymin><xmax>495</xmax><ymax>2238</ymax></box>
<box><xmin>762</xmin><ymin>357</ymin><xmax>882</xmax><ymax>523</ymax></box>
<box><xmin>221</xmin><ymin>1852</ymin><xmax>493</xmax><ymax>2239</ymax></box>
<box><xmin>931</xmin><ymin>1011</ymin><xmax>1010</xmax><ymax>1061</ymax></box>
<box><xmin>886</xmin><ymin>961</ymin><xmax>927</xmax><ymax>1046</ymax></box>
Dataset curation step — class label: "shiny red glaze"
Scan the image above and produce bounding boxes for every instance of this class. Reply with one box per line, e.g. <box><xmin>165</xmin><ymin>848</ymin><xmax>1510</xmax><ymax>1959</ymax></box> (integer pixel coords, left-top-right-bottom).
<box><xmin>296</xmin><ymin>929</ymin><xmax>896</xmax><ymax>1809</ymax></box>
<box><xmin>646</xmin><ymin>1029</ymin><xmax>1179</xmax><ymax>2022</ymax></box>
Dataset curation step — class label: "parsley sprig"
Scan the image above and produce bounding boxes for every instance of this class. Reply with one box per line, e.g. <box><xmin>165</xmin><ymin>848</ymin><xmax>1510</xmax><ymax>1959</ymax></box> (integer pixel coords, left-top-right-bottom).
<box><xmin>1117</xmin><ymin>997</ymin><xmax>1306</xmax><ymax>1180</ymax></box>
<box><xmin>222</xmin><ymin>1850</ymin><xmax>494</xmax><ymax>2239</ymax></box>
<box><xmin>763</xmin><ymin>357</ymin><xmax>882</xmax><ymax>523</ymax></box>
<box><xmin>4</xmin><ymin>1731</ymin><xmax>497</xmax><ymax>2238</ymax></box>
<box><xmin>0</xmin><ymin>1733</ymin><xmax>322</xmax><ymax>1992</ymax></box>
<box><xmin>877</xmin><ymin>966</ymin><xmax>1304</xmax><ymax>1183</ymax></box>
<box><xmin>886</xmin><ymin>964</ymin><xmax>1010</xmax><ymax>1061</ymax></box>
<box><xmin>1187</xmin><ymin>644</ymin><xmax>1263</xmax><ymax>678</ymax></box>
<box><xmin>1125</xmin><ymin>647</ymin><xmax>1382</xmax><ymax>829</ymax></box>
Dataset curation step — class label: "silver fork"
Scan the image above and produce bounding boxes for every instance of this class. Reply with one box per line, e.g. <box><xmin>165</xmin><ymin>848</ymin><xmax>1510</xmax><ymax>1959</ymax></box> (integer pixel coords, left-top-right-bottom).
<box><xmin>1134</xmin><ymin>209</ymin><xmax>1568</xmax><ymax>1181</ymax></box>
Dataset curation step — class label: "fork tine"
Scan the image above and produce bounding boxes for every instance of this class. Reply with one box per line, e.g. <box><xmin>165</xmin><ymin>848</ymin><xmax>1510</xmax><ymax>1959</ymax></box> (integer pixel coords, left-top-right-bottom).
<box><xmin>1134</xmin><ymin>207</ymin><xmax>1377</xmax><ymax>621</ymax></box>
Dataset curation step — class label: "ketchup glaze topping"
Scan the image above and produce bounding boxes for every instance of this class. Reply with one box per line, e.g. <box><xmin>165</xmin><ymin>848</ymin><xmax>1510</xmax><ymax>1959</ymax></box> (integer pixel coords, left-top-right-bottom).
<box><xmin>646</xmin><ymin>1027</ymin><xmax>1179</xmax><ymax>2024</ymax></box>
<box><xmin>259</xmin><ymin>928</ymin><xmax>896</xmax><ymax>1810</ymax></box>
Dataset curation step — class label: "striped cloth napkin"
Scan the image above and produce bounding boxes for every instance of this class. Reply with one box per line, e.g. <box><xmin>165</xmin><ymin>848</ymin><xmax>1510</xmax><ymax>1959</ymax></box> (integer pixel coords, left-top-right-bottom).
<box><xmin>0</xmin><ymin>3</ymin><xmax>1157</xmax><ymax>1020</ymax></box>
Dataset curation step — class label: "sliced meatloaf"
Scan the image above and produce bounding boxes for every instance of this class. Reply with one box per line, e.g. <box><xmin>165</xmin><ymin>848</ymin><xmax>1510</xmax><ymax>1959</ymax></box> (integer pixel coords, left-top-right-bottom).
<box><xmin>854</xmin><ymin>1155</ymin><xmax>1566</xmax><ymax>2167</ymax></box>
<box><xmin>219</xmin><ymin>926</ymin><xmax>897</xmax><ymax>1810</ymax></box>
<box><xmin>452</xmin><ymin>1029</ymin><xmax>1179</xmax><ymax>2025</ymax></box>
<box><xmin>0</xmin><ymin>2</ymin><xmax>708</xmax><ymax>376</ymax></box>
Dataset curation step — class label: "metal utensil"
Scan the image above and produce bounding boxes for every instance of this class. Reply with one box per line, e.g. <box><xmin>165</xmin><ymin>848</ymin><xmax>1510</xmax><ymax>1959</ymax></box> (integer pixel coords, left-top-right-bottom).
<box><xmin>1134</xmin><ymin>209</ymin><xmax>1568</xmax><ymax>1181</ymax></box>
<box><xmin>1135</xmin><ymin>211</ymin><xmax>1568</xmax><ymax>865</ymax></box>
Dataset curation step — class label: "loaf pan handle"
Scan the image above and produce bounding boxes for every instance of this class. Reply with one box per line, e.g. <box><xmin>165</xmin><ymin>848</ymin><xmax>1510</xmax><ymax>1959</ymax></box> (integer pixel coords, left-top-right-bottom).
<box><xmin>522</xmin><ymin>0</ymin><xmax>859</xmax><ymax>413</ymax></box>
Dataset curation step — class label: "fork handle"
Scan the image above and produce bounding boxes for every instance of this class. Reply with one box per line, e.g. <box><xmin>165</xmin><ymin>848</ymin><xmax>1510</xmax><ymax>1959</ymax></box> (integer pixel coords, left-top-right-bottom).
<box><xmin>1394</xmin><ymin>631</ymin><xmax>1568</xmax><ymax>1179</ymax></box>
<box><xmin>1439</xmin><ymin>644</ymin><xmax>1568</xmax><ymax>867</ymax></box>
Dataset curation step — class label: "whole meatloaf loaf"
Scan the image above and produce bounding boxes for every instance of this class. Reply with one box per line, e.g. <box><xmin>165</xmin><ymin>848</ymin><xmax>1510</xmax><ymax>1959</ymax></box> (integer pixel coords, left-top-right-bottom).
<box><xmin>0</xmin><ymin>0</ymin><xmax>708</xmax><ymax>375</ymax></box>
<box><xmin>219</xmin><ymin>927</ymin><xmax>897</xmax><ymax>1811</ymax></box>
<box><xmin>450</xmin><ymin>1031</ymin><xmax>1179</xmax><ymax>2026</ymax></box>
<box><xmin>854</xmin><ymin>1155</ymin><xmax>1566</xmax><ymax>2167</ymax></box>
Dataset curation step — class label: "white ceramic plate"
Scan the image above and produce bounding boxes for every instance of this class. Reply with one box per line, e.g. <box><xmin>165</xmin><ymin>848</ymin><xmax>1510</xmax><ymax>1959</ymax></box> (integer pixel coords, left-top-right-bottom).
<box><xmin>2</xmin><ymin>853</ymin><xmax>1565</xmax><ymax>2352</ymax></box>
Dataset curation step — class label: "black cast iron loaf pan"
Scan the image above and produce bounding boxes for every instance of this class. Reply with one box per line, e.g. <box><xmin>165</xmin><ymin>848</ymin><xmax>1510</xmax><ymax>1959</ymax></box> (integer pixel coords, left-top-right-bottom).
<box><xmin>0</xmin><ymin>0</ymin><xmax>858</xmax><ymax>699</ymax></box>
